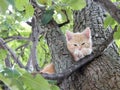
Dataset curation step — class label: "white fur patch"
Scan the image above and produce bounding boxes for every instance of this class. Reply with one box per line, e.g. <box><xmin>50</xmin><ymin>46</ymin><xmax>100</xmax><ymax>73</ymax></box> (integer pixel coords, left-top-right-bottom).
<box><xmin>74</xmin><ymin>49</ymin><xmax>84</xmax><ymax>61</ymax></box>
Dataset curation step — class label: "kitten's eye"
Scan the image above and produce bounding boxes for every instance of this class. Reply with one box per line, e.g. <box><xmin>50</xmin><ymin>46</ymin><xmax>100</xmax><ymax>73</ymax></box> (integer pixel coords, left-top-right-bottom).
<box><xmin>81</xmin><ymin>43</ymin><xmax>85</xmax><ymax>45</ymax></box>
<box><xmin>74</xmin><ymin>44</ymin><xmax>77</xmax><ymax>46</ymax></box>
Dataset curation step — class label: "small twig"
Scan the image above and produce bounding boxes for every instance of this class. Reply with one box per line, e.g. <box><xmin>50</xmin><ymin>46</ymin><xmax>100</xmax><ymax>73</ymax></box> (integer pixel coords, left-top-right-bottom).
<box><xmin>16</xmin><ymin>43</ymin><xmax>29</xmax><ymax>61</ymax></box>
<box><xmin>58</xmin><ymin>10</ymin><xmax>70</xmax><ymax>27</ymax></box>
<box><xmin>4</xmin><ymin>36</ymin><xmax>30</xmax><ymax>44</ymax></box>
<box><xmin>4</xmin><ymin>38</ymin><xmax>14</xmax><ymax>43</ymax></box>
<box><xmin>15</xmin><ymin>43</ymin><xmax>29</xmax><ymax>51</ymax></box>
<box><xmin>5</xmin><ymin>36</ymin><xmax>29</xmax><ymax>41</ymax></box>
<box><xmin>112</xmin><ymin>25</ymin><xmax>118</xmax><ymax>33</ymax></box>
<box><xmin>26</xmin><ymin>21</ymin><xmax>32</xmax><ymax>26</ymax></box>
<box><xmin>0</xmin><ymin>38</ymin><xmax>25</xmax><ymax>68</ymax></box>
<box><xmin>5</xmin><ymin>54</ymin><xmax>12</xmax><ymax>68</ymax></box>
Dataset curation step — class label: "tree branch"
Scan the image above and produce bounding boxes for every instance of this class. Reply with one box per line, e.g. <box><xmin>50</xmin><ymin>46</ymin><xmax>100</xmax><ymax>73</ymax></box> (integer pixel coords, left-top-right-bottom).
<box><xmin>26</xmin><ymin>21</ymin><xmax>32</xmax><ymax>26</ymax></box>
<box><xmin>5</xmin><ymin>36</ymin><xmax>29</xmax><ymax>40</ymax></box>
<box><xmin>15</xmin><ymin>43</ymin><xmax>29</xmax><ymax>51</ymax></box>
<box><xmin>0</xmin><ymin>38</ymin><xmax>25</xmax><ymax>68</ymax></box>
<box><xmin>25</xmin><ymin>17</ymin><xmax>42</xmax><ymax>71</ymax></box>
<box><xmin>93</xmin><ymin>0</ymin><xmax>120</xmax><ymax>24</ymax></box>
<box><xmin>4</xmin><ymin>36</ymin><xmax>30</xmax><ymax>43</ymax></box>
<box><xmin>41</xmin><ymin>53</ymin><xmax>98</xmax><ymax>80</ymax></box>
<box><xmin>5</xmin><ymin>54</ymin><xmax>12</xmax><ymax>68</ymax></box>
<box><xmin>39</xmin><ymin>25</ymin><xmax>118</xmax><ymax>81</ymax></box>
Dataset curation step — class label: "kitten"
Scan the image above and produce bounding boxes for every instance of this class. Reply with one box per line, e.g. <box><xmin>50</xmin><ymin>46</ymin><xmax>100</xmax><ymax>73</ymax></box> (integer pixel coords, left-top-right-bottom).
<box><xmin>40</xmin><ymin>63</ymin><xmax>55</xmax><ymax>74</ymax></box>
<box><xmin>66</xmin><ymin>27</ymin><xmax>92</xmax><ymax>61</ymax></box>
<box><xmin>31</xmin><ymin>63</ymin><xmax>55</xmax><ymax>75</ymax></box>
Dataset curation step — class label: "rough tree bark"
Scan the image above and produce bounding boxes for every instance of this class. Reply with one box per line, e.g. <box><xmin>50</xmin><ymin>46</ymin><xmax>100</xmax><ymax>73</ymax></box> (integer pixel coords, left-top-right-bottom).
<box><xmin>60</xmin><ymin>0</ymin><xmax>120</xmax><ymax>89</ymax></box>
<box><xmin>63</xmin><ymin>0</ymin><xmax>120</xmax><ymax>90</ymax></box>
<box><xmin>30</xmin><ymin>0</ymin><xmax>120</xmax><ymax>90</ymax></box>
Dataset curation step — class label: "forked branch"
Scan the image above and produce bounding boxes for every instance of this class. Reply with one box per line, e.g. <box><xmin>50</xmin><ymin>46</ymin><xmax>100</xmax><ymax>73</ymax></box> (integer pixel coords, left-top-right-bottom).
<box><xmin>0</xmin><ymin>38</ymin><xmax>25</xmax><ymax>68</ymax></box>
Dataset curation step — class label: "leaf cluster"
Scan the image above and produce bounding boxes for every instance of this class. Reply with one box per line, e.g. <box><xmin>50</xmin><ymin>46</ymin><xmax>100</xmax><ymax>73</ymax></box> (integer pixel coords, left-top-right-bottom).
<box><xmin>0</xmin><ymin>68</ymin><xmax>59</xmax><ymax>90</ymax></box>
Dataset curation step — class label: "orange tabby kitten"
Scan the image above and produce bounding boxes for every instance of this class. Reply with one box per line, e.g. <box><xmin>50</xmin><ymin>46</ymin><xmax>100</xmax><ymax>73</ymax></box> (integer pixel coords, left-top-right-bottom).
<box><xmin>33</xmin><ymin>27</ymin><xmax>92</xmax><ymax>74</ymax></box>
<box><xmin>31</xmin><ymin>63</ymin><xmax>55</xmax><ymax>75</ymax></box>
<box><xmin>40</xmin><ymin>63</ymin><xmax>55</xmax><ymax>74</ymax></box>
<box><xmin>66</xmin><ymin>27</ymin><xmax>92</xmax><ymax>61</ymax></box>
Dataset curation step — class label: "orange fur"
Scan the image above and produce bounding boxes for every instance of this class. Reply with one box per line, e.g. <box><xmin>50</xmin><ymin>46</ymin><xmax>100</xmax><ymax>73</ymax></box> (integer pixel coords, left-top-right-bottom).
<box><xmin>40</xmin><ymin>63</ymin><xmax>55</xmax><ymax>74</ymax></box>
<box><xmin>66</xmin><ymin>27</ymin><xmax>92</xmax><ymax>61</ymax></box>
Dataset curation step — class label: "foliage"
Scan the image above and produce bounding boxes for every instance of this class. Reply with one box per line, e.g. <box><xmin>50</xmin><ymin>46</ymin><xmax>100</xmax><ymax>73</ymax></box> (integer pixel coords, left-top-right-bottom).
<box><xmin>104</xmin><ymin>0</ymin><xmax>120</xmax><ymax>53</ymax></box>
<box><xmin>15</xmin><ymin>0</ymin><xmax>34</xmax><ymax>19</ymax></box>
<box><xmin>41</xmin><ymin>9</ymin><xmax>54</xmax><ymax>25</ymax></box>
<box><xmin>0</xmin><ymin>68</ymin><xmax>59</xmax><ymax>90</ymax></box>
<box><xmin>39</xmin><ymin>0</ymin><xmax>86</xmax><ymax>29</ymax></box>
<box><xmin>111</xmin><ymin>0</ymin><xmax>120</xmax><ymax>2</ymax></box>
<box><xmin>0</xmin><ymin>49</ymin><xmax>7</xmax><ymax>61</ymax></box>
<box><xmin>37</xmin><ymin>36</ymin><xmax>51</xmax><ymax>67</ymax></box>
<box><xmin>0</xmin><ymin>0</ymin><xmax>56</xmax><ymax>89</ymax></box>
<box><xmin>0</xmin><ymin>0</ymin><xmax>8</xmax><ymax>14</ymax></box>
<box><xmin>104</xmin><ymin>14</ymin><xmax>120</xmax><ymax>53</ymax></box>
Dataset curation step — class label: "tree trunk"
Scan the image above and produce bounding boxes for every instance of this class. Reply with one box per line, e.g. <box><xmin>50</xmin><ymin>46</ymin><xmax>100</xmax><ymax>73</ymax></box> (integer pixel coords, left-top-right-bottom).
<box><xmin>32</xmin><ymin>0</ymin><xmax>120</xmax><ymax>90</ymax></box>
<box><xmin>59</xmin><ymin>0</ymin><xmax>120</xmax><ymax>90</ymax></box>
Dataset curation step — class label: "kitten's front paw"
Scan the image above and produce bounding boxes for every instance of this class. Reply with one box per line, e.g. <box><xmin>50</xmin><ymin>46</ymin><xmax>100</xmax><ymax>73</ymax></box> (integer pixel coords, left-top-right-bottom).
<box><xmin>74</xmin><ymin>57</ymin><xmax>80</xmax><ymax>61</ymax></box>
<box><xmin>74</xmin><ymin>52</ymin><xmax>84</xmax><ymax>61</ymax></box>
<box><xmin>81</xmin><ymin>48</ymin><xmax>92</xmax><ymax>56</ymax></box>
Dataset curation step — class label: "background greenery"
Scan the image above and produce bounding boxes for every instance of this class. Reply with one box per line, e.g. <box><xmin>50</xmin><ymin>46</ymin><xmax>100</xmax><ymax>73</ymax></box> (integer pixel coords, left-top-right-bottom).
<box><xmin>0</xmin><ymin>0</ymin><xmax>120</xmax><ymax>90</ymax></box>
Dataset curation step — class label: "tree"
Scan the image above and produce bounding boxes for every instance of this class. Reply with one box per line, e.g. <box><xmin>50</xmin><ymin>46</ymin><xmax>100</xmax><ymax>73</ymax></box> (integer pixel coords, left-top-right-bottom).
<box><xmin>0</xmin><ymin>0</ymin><xmax>120</xmax><ymax>90</ymax></box>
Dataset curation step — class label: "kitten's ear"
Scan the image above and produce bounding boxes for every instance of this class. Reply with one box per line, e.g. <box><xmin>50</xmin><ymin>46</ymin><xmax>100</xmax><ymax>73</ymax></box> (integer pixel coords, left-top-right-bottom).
<box><xmin>66</xmin><ymin>30</ymin><xmax>73</xmax><ymax>41</ymax></box>
<box><xmin>83</xmin><ymin>27</ymin><xmax>91</xmax><ymax>38</ymax></box>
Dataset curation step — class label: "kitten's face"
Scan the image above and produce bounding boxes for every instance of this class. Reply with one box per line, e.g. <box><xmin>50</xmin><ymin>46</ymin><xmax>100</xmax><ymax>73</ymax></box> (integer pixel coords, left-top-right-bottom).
<box><xmin>66</xmin><ymin>27</ymin><xmax>92</xmax><ymax>61</ymax></box>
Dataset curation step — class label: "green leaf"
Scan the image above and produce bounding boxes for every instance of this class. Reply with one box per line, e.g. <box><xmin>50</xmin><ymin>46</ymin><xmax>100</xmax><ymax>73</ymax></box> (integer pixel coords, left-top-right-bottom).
<box><xmin>115</xmin><ymin>39</ymin><xmax>120</xmax><ymax>54</ymax></box>
<box><xmin>111</xmin><ymin>0</ymin><xmax>116</xmax><ymax>2</ymax></box>
<box><xmin>48</xmin><ymin>80</ymin><xmax>57</xmax><ymax>85</ymax></box>
<box><xmin>1</xmin><ymin>68</ymin><xmax>21</xmax><ymax>78</ymax></box>
<box><xmin>0</xmin><ymin>49</ymin><xmax>7</xmax><ymax>60</ymax></box>
<box><xmin>15</xmin><ymin>0</ymin><xmax>28</xmax><ymax>11</ymax></box>
<box><xmin>0</xmin><ymin>73</ymin><xmax>24</xmax><ymax>90</ymax></box>
<box><xmin>15</xmin><ymin>0</ymin><xmax>34</xmax><ymax>19</ymax></box>
<box><xmin>41</xmin><ymin>9</ymin><xmax>54</xmax><ymax>25</ymax></box>
<box><xmin>24</xmin><ymin>4</ymin><xmax>34</xmax><ymax>19</ymax></box>
<box><xmin>104</xmin><ymin>15</ymin><xmax>117</xmax><ymax>28</ymax></box>
<box><xmin>21</xmin><ymin>73</ymin><xmax>51</xmax><ymax>90</ymax></box>
<box><xmin>68</xmin><ymin>0</ymin><xmax>86</xmax><ymax>10</ymax></box>
<box><xmin>50</xmin><ymin>85</ymin><xmax>60</xmax><ymax>90</ymax></box>
<box><xmin>37</xmin><ymin>0</ymin><xmax>52</xmax><ymax>5</ymax></box>
<box><xmin>15</xmin><ymin>0</ymin><xmax>25</xmax><ymax>11</ymax></box>
<box><xmin>0</xmin><ymin>0</ymin><xmax>8</xmax><ymax>14</ymax></box>
<box><xmin>6</xmin><ymin>0</ymin><xmax>15</xmax><ymax>8</ymax></box>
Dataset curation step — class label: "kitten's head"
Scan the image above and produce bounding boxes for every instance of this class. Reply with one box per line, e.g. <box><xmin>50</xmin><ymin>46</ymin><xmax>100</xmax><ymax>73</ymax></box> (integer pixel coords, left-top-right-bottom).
<box><xmin>66</xmin><ymin>27</ymin><xmax>92</xmax><ymax>61</ymax></box>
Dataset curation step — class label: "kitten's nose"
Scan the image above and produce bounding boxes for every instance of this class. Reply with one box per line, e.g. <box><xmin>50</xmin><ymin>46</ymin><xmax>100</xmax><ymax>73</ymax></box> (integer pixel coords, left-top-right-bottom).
<box><xmin>79</xmin><ymin>47</ymin><xmax>82</xmax><ymax>50</ymax></box>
